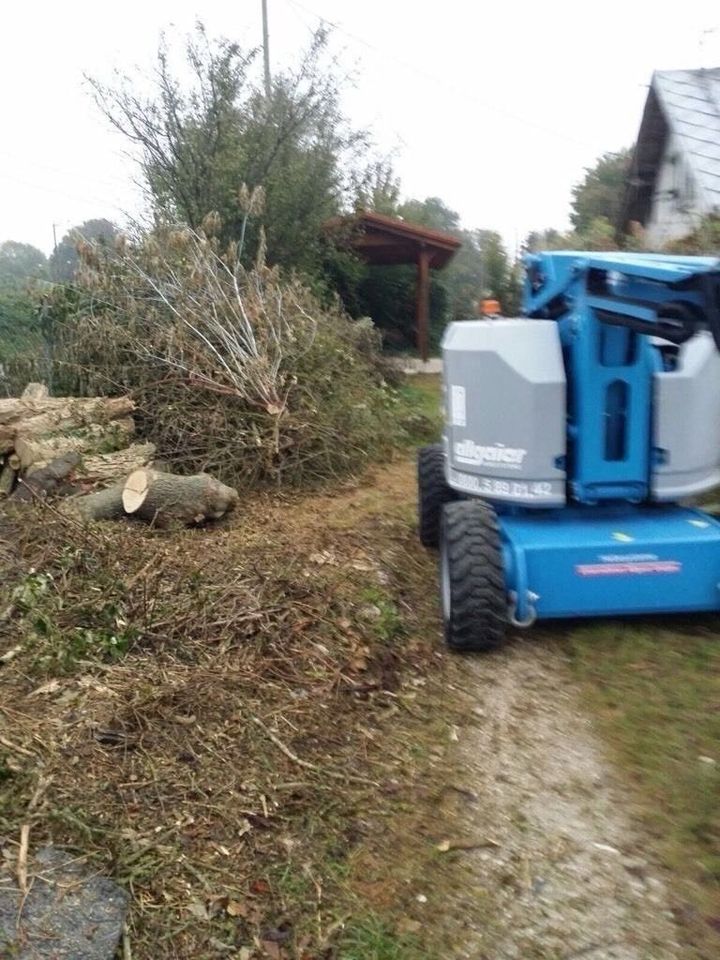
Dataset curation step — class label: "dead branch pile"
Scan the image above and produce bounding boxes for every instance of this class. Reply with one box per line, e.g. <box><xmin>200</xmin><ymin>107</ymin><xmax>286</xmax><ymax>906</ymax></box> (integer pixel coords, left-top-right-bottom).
<box><xmin>1</xmin><ymin>383</ymin><xmax>237</xmax><ymax>526</ymax></box>
<box><xmin>46</xmin><ymin>225</ymin><xmax>400</xmax><ymax>489</ymax></box>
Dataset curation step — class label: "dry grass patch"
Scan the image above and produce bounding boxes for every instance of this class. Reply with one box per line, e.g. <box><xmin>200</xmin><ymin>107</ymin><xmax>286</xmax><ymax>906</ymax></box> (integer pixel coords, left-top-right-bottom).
<box><xmin>0</xmin><ymin>461</ymin><xmax>445</xmax><ymax>959</ymax></box>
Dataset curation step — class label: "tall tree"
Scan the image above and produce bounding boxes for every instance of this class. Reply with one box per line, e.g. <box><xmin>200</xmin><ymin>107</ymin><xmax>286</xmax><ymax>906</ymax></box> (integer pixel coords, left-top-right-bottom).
<box><xmin>397</xmin><ymin>196</ymin><xmax>460</xmax><ymax>234</ymax></box>
<box><xmin>351</xmin><ymin>159</ymin><xmax>400</xmax><ymax>216</ymax></box>
<box><xmin>50</xmin><ymin>219</ymin><xmax>117</xmax><ymax>282</ymax></box>
<box><xmin>524</xmin><ymin>216</ymin><xmax>621</xmax><ymax>254</ymax></box>
<box><xmin>0</xmin><ymin>241</ymin><xmax>48</xmax><ymax>281</ymax></box>
<box><xmin>570</xmin><ymin>148</ymin><xmax>632</xmax><ymax>233</ymax></box>
<box><xmin>0</xmin><ymin>242</ymin><xmax>48</xmax><ymax>360</ymax></box>
<box><xmin>89</xmin><ymin>24</ymin><xmax>367</xmax><ymax>279</ymax></box>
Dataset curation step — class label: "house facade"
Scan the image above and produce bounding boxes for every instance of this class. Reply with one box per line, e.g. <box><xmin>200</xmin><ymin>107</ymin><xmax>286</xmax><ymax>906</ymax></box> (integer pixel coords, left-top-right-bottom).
<box><xmin>622</xmin><ymin>68</ymin><xmax>720</xmax><ymax>246</ymax></box>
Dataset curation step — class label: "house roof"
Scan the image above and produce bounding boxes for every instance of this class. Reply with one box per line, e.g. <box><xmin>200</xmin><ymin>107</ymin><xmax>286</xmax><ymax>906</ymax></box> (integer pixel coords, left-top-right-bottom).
<box><xmin>325</xmin><ymin>210</ymin><xmax>461</xmax><ymax>268</ymax></box>
<box><xmin>621</xmin><ymin>68</ymin><xmax>720</xmax><ymax>228</ymax></box>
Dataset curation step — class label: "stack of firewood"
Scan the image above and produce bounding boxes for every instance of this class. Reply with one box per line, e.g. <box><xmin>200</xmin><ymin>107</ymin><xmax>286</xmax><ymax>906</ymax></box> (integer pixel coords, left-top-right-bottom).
<box><xmin>0</xmin><ymin>383</ymin><xmax>155</xmax><ymax>501</ymax></box>
<box><xmin>1</xmin><ymin>384</ymin><xmax>238</xmax><ymax>526</ymax></box>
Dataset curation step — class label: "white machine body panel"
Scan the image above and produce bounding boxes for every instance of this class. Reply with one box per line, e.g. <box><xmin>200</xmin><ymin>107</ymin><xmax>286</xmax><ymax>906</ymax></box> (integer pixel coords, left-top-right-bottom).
<box><xmin>442</xmin><ymin>319</ymin><xmax>567</xmax><ymax>507</ymax></box>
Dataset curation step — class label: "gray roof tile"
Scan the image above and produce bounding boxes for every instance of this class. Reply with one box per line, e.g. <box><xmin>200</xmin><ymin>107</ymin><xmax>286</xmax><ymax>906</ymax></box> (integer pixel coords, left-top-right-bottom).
<box><xmin>654</xmin><ymin>69</ymin><xmax>720</xmax><ymax>207</ymax></box>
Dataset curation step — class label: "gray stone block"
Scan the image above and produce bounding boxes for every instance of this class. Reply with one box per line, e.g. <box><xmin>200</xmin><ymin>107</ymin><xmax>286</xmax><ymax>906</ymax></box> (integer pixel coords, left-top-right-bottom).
<box><xmin>0</xmin><ymin>846</ymin><xmax>128</xmax><ymax>959</ymax></box>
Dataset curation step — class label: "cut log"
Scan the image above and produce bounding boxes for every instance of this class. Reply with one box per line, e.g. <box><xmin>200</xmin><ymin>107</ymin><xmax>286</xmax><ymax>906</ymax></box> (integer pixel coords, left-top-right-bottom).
<box><xmin>7</xmin><ymin>453</ymin><xmax>21</xmax><ymax>471</ymax></box>
<box><xmin>0</xmin><ymin>461</ymin><xmax>16</xmax><ymax>498</ymax></box>
<box><xmin>21</xmin><ymin>383</ymin><xmax>49</xmax><ymax>400</ymax></box>
<box><xmin>71</xmin><ymin>483</ymin><xmax>126</xmax><ymax>522</ymax></box>
<box><xmin>17</xmin><ymin>418</ymin><xmax>135</xmax><ymax>472</ymax></box>
<box><xmin>10</xmin><ymin>453</ymin><xmax>81</xmax><ymax>502</ymax></box>
<box><xmin>122</xmin><ymin>468</ymin><xmax>238</xmax><ymax>526</ymax></box>
<box><xmin>0</xmin><ymin>396</ymin><xmax>134</xmax><ymax>436</ymax></box>
<box><xmin>78</xmin><ymin>443</ymin><xmax>156</xmax><ymax>483</ymax></box>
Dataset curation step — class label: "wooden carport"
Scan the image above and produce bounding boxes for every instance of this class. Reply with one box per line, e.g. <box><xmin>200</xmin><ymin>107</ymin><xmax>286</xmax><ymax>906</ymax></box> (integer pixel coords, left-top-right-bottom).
<box><xmin>326</xmin><ymin>210</ymin><xmax>461</xmax><ymax>361</ymax></box>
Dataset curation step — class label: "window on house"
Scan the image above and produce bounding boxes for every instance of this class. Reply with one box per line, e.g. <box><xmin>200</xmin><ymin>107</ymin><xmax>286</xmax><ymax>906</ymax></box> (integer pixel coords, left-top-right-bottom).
<box><xmin>672</xmin><ymin>155</ymin><xmax>695</xmax><ymax>212</ymax></box>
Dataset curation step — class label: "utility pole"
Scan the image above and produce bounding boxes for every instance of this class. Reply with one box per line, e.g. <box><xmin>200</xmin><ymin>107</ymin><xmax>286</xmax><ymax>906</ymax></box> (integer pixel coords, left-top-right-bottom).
<box><xmin>52</xmin><ymin>223</ymin><xmax>58</xmax><ymax>254</ymax></box>
<box><xmin>261</xmin><ymin>0</ymin><xmax>271</xmax><ymax>96</ymax></box>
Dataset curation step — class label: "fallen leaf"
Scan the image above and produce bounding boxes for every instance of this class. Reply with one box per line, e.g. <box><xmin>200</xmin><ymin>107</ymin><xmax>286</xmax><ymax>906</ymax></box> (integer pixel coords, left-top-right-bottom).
<box><xmin>250</xmin><ymin>878</ymin><xmax>271</xmax><ymax>895</ymax></box>
<box><xmin>186</xmin><ymin>899</ymin><xmax>208</xmax><ymax>920</ymax></box>
<box><xmin>208</xmin><ymin>937</ymin><xmax>235</xmax><ymax>953</ymax></box>
<box><xmin>173</xmin><ymin>713</ymin><xmax>196</xmax><ymax>726</ymax></box>
<box><xmin>226</xmin><ymin>899</ymin><xmax>248</xmax><ymax>918</ymax></box>
<box><xmin>55</xmin><ymin>689</ymin><xmax>81</xmax><ymax>707</ymax></box>
<box><xmin>592</xmin><ymin>842</ymin><xmax>620</xmax><ymax>855</ymax></box>
<box><xmin>260</xmin><ymin>940</ymin><xmax>283</xmax><ymax>959</ymax></box>
<box><xmin>396</xmin><ymin>917</ymin><xmax>422</xmax><ymax>935</ymax></box>
<box><xmin>29</xmin><ymin>679</ymin><xmax>61</xmax><ymax>697</ymax></box>
<box><xmin>309</xmin><ymin>551</ymin><xmax>336</xmax><ymax>566</ymax></box>
<box><xmin>436</xmin><ymin>837</ymin><xmax>501</xmax><ymax>852</ymax></box>
<box><xmin>261</xmin><ymin>925</ymin><xmax>291</xmax><ymax>944</ymax></box>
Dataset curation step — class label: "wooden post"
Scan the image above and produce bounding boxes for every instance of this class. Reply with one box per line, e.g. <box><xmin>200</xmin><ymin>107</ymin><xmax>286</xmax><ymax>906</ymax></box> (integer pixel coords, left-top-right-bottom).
<box><xmin>416</xmin><ymin>246</ymin><xmax>431</xmax><ymax>363</ymax></box>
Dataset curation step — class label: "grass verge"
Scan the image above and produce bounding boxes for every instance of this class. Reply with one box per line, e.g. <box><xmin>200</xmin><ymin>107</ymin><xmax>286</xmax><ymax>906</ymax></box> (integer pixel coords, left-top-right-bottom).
<box><xmin>562</xmin><ymin>619</ymin><xmax>720</xmax><ymax>955</ymax></box>
<box><xmin>390</xmin><ymin>375</ymin><xmax>444</xmax><ymax>448</ymax></box>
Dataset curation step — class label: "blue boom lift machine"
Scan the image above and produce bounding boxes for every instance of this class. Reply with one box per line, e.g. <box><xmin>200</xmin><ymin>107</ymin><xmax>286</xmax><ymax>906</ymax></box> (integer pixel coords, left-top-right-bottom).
<box><xmin>417</xmin><ymin>251</ymin><xmax>720</xmax><ymax>651</ymax></box>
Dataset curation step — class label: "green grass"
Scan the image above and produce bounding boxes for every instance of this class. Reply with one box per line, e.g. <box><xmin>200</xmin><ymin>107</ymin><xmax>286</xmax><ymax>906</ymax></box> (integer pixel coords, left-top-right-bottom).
<box><xmin>339</xmin><ymin>915</ymin><xmax>431</xmax><ymax>960</ymax></box>
<box><xmin>11</xmin><ymin>567</ymin><xmax>137</xmax><ymax>674</ymax></box>
<box><xmin>392</xmin><ymin>374</ymin><xmax>442</xmax><ymax>446</ymax></box>
<box><xmin>359</xmin><ymin>586</ymin><xmax>405</xmax><ymax>643</ymax></box>
<box><xmin>563</xmin><ymin>619</ymin><xmax>720</xmax><ymax>933</ymax></box>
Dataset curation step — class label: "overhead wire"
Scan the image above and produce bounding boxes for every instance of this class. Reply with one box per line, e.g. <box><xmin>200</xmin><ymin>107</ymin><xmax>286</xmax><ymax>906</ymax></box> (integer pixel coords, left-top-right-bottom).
<box><xmin>283</xmin><ymin>0</ymin><xmax>608</xmax><ymax>151</ymax></box>
<box><xmin>0</xmin><ymin>148</ymin><xmax>132</xmax><ymax>193</ymax></box>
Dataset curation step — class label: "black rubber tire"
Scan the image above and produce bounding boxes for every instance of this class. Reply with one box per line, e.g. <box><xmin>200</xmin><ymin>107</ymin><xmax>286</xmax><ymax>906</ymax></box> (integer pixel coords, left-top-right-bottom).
<box><xmin>440</xmin><ymin>500</ymin><xmax>508</xmax><ymax>652</ymax></box>
<box><xmin>417</xmin><ymin>444</ymin><xmax>456</xmax><ymax>548</ymax></box>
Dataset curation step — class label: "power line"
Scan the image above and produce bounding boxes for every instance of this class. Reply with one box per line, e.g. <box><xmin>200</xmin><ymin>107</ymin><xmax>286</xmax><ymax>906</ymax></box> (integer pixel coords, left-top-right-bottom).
<box><xmin>285</xmin><ymin>0</ymin><xmax>607</xmax><ymax>151</ymax></box>
<box><xmin>0</xmin><ymin>170</ymin><xmax>130</xmax><ymax>216</ymax></box>
<box><xmin>0</xmin><ymin>148</ymin><xmax>131</xmax><ymax>193</ymax></box>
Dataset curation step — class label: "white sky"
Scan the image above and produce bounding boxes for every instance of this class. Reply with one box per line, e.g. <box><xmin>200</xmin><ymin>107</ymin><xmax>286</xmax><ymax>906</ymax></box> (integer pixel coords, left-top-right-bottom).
<box><xmin>2</xmin><ymin>0</ymin><xmax>719</xmax><ymax>258</ymax></box>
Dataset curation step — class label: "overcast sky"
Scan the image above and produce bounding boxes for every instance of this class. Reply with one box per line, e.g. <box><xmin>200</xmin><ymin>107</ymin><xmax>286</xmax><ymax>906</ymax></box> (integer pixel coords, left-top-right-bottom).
<box><xmin>2</xmin><ymin>0</ymin><xmax>719</xmax><ymax>258</ymax></box>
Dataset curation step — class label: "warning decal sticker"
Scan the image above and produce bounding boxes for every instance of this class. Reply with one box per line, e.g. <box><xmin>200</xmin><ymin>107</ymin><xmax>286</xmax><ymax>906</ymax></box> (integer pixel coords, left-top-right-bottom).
<box><xmin>575</xmin><ymin>560</ymin><xmax>682</xmax><ymax>577</ymax></box>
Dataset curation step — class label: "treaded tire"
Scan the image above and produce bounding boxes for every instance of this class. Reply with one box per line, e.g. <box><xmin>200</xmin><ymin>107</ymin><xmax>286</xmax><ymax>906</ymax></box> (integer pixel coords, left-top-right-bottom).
<box><xmin>417</xmin><ymin>444</ymin><xmax>456</xmax><ymax>548</ymax></box>
<box><xmin>440</xmin><ymin>500</ymin><xmax>507</xmax><ymax>652</ymax></box>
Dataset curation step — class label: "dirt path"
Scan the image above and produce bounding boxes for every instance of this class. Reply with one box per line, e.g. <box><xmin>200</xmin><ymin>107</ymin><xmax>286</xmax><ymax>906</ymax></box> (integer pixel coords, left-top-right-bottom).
<box><xmin>433</xmin><ymin>640</ymin><xmax>682</xmax><ymax>959</ymax></box>
<box><xmin>331</xmin><ymin>457</ymin><xmax>686</xmax><ymax>958</ymax></box>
